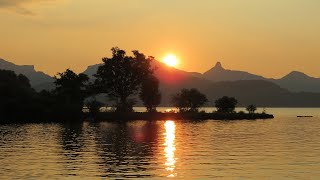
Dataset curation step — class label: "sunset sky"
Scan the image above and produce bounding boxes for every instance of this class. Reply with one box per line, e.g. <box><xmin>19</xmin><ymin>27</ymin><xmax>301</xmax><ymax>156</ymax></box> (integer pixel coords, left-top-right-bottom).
<box><xmin>0</xmin><ymin>0</ymin><xmax>319</xmax><ymax>78</ymax></box>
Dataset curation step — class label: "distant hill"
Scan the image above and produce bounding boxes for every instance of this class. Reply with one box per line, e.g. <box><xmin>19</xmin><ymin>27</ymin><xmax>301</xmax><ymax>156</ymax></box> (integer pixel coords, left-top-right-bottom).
<box><xmin>270</xmin><ymin>71</ymin><xmax>320</xmax><ymax>93</ymax></box>
<box><xmin>202</xmin><ymin>80</ymin><xmax>320</xmax><ymax>107</ymax></box>
<box><xmin>159</xmin><ymin>78</ymin><xmax>320</xmax><ymax>107</ymax></box>
<box><xmin>0</xmin><ymin>58</ymin><xmax>54</xmax><ymax>89</ymax></box>
<box><xmin>202</xmin><ymin>62</ymin><xmax>320</xmax><ymax>93</ymax></box>
<box><xmin>151</xmin><ymin>60</ymin><xmax>213</xmax><ymax>105</ymax></box>
<box><xmin>82</xmin><ymin>63</ymin><xmax>100</xmax><ymax>79</ymax></box>
<box><xmin>203</xmin><ymin>62</ymin><xmax>265</xmax><ymax>82</ymax></box>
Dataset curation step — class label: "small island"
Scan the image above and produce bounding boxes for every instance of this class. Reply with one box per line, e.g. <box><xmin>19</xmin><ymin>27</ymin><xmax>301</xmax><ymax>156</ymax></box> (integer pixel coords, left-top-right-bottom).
<box><xmin>85</xmin><ymin>91</ymin><xmax>274</xmax><ymax>121</ymax></box>
<box><xmin>89</xmin><ymin>112</ymin><xmax>274</xmax><ymax>121</ymax></box>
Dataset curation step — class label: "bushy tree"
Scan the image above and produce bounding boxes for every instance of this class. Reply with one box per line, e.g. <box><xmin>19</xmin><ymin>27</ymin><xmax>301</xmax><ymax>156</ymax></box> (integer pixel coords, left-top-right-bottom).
<box><xmin>140</xmin><ymin>75</ymin><xmax>161</xmax><ymax>112</ymax></box>
<box><xmin>171</xmin><ymin>88</ymin><xmax>208</xmax><ymax>112</ymax></box>
<box><xmin>246</xmin><ymin>104</ymin><xmax>257</xmax><ymax>114</ymax></box>
<box><xmin>215</xmin><ymin>96</ymin><xmax>238</xmax><ymax>113</ymax></box>
<box><xmin>94</xmin><ymin>47</ymin><xmax>155</xmax><ymax>112</ymax></box>
<box><xmin>0</xmin><ymin>69</ymin><xmax>104</xmax><ymax>122</ymax></box>
<box><xmin>54</xmin><ymin>69</ymin><xmax>89</xmax><ymax>113</ymax></box>
<box><xmin>0</xmin><ymin>70</ymin><xmax>35</xmax><ymax>121</ymax></box>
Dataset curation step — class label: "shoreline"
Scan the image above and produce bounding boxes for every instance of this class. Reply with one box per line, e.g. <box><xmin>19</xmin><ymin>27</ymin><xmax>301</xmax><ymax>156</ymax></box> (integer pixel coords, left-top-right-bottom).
<box><xmin>88</xmin><ymin>112</ymin><xmax>274</xmax><ymax>121</ymax></box>
<box><xmin>0</xmin><ymin>112</ymin><xmax>274</xmax><ymax>125</ymax></box>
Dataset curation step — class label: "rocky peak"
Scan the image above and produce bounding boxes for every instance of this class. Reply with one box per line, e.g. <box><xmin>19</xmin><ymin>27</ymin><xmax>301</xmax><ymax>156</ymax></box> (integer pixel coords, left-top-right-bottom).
<box><xmin>0</xmin><ymin>58</ymin><xmax>35</xmax><ymax>72</ymax></box>
<box><xmin>213</xmin><ymin>61</ymin><xmax>224</xmax><ymax>71</ymax></box>
<box><xmin>283</xmin><ymin>71</ymin><xmax>310</xmax><ymax>80</ymax></box>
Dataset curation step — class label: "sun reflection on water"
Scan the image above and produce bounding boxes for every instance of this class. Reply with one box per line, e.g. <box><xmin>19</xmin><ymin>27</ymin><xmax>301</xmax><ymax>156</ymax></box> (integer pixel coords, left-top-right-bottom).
<box><xmin>164</xmin><ymin>120</ymin><xmax>177</xmax><ymax>177</ymax></box>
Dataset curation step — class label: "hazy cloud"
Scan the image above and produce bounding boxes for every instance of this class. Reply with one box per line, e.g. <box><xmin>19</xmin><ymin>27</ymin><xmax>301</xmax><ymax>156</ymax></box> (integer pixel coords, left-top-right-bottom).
<box><xmin>0</xmin><ymin>0</ymin><xmax>43</xmax><ymax>7</ymax></box>
<box><xmin>0</xmin><ymin>0</ymin><xmax>60</xmax><ymax>15</ymax></box>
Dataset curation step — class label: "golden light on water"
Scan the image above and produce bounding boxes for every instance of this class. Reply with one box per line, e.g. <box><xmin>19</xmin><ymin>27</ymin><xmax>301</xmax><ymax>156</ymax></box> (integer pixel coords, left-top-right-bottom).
<box><xmin>164</xmin><ymin>120</ymin><xmax>177</xmax><ymax>177</ymax></box>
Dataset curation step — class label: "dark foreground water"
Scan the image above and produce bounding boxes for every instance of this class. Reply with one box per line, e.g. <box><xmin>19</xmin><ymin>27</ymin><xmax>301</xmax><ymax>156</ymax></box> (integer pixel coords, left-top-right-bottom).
<box><xmin>0</xmin><ymin>108</ymin><xmax>320</xmax><ymax>179</ymax></box>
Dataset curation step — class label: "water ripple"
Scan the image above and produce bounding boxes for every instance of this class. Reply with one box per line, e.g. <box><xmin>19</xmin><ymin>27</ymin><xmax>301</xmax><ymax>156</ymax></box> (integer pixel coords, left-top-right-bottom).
<box><xmin>0</xmin><ymin>116</ymin><xmax>320</xmax><ymax>179</ymax></box>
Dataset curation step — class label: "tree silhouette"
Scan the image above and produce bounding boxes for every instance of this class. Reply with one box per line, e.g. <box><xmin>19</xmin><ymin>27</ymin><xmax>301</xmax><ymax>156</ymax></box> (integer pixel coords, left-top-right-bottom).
<box><xmin>54</xmin><ymin>69</ymin><xmax>89</xmax><ymax>115</ymax></box>
<box><xmin>246</xmin><ymin>104</ymin><xmax>257</xmax><ymax>114</ymax></box>
<box><xmin>215</xmin><ymin>96</ymin><xmax>238</xmax><ymax>113</ymax></box>
<box><xmin>171</xmin><ymin>88</ymin><xmax>208</xmax><ymax>112</ymax></box>
<box><xmin>140</xmin><ymin>75</ymin><xmax>161</xmax><ymax>112</ymax></box>
<box><xmin>94</xmin><ymin>47</ymin><xmax>154</xmax><ymax>112</ymax></box>
<box><xmin>0</xmin><ymin>70</ymin><xmax>35</xmax><ymax>121</ymax></box>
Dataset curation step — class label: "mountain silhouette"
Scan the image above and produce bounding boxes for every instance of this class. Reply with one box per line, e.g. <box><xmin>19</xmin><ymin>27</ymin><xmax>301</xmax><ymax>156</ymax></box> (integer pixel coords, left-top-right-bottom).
<box><xmin>3</xmin><ymin>58</ymin><xmax>320</xmax><ymax>107</ymax></box>
<box><xmin>202</xmin><ymin>62</ymin><xmax>320</xmax><ymax>93</ymax></box>
<box><xmin>0</xmin><ymin>58</ymin><xmax>54</xmax><ymax>89</ymax></box>
<box><xmin>81</xmin><ymin>60</ymin><xmax>320</xmax><ymax>107</ymax></box>
<box><xmin>203</xmin><ymin>62</ymin><xmax>265</xmax><ymax>82</ymax></box>
<box><xmin>82</xmin><ymin>63</ymin><xmax>99</xmax><ymax>79</ymax></box>
<box><xmin>270</xmin><ymin>71</ymin><xmax>320</xmax><ymax>93</ymax></box>
<box><xmin>202</xmin><ymin>80</ymin><xmax>320</xmax><ymax>107</ymax></box>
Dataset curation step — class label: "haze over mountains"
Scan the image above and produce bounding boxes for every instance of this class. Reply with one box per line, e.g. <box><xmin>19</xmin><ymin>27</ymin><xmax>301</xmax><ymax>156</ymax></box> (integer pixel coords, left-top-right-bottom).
<box><xmin>1</xmin><ymin>58</ymin><xmax>320</xmax><ymax>107</ymax></box>
<box><xmin>0</xmin><ymin>59</ymin><xmax>54</xmax><ymax>88</ymax></box>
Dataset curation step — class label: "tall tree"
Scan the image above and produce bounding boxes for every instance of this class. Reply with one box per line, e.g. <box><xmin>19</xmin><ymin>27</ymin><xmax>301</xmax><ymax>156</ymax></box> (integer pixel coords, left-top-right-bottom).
<box><xmin>94</xmin><ymin>47</ymin><xmax>154</xmax><ymax>112</ymax></box>
<box><xmin>140</xmin><ymin>75</ymin><xmax>161</xmax><ymax>112</ymax></box>
<box><xmin>54</xmin><ymin>69</ymin><xmax>89</xmax><ymax>113</ymax></box>
<box><xmin>171</xmin><ymin>88</ymin><xmax>208</xmax><ymax>112</ymax></box>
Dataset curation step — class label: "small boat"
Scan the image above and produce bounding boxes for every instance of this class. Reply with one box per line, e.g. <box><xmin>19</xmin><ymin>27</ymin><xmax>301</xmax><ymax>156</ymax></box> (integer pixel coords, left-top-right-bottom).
<box><xmin>297</xmin><ymin>116</ymin><xmax>313</xmax><ymax>118</ymax></box>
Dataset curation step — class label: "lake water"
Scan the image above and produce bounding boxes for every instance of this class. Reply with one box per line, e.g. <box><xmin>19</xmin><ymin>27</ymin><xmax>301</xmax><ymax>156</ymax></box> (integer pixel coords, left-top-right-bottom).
<box><xmin>0</xmin><ymin>108</ymin><xmax>320</xmax><ymax>179</ymax></box>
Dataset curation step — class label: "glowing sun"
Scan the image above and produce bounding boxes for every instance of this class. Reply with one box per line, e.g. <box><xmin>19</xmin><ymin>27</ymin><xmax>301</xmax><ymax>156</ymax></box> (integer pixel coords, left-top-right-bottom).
<box><xmin>163</xmin><ymin>54</ymin><xmax>179</xmax><ymax>67</ymax></box>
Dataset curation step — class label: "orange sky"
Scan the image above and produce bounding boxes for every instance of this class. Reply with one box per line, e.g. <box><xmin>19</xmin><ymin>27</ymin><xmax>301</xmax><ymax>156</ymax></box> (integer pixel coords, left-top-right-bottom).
<box><xmin>0</xmin><ymin>0</ymin><xmax>319</xmax><ymax>78</ymax></box>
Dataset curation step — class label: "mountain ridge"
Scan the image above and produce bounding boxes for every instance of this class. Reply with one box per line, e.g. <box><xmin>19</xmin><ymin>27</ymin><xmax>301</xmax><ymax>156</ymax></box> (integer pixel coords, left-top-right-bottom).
<box><xmin>202</xmin><ymin>61</ymin><xmax>320</xmax><ymax>93</ymax></box>
<box><xmin>203</xmin><ymin>62</ymin><xmax>265</xmax><ymax>82</ymax></box>
<box><xmin>2</xmin><ymin>58</ymin><xmax>320</xmax><ymax>107</ymax></box>
<box><xmin>0</xmin><ymin>58</ymin><xmax>54</xmax><ymax>87</ymax></box>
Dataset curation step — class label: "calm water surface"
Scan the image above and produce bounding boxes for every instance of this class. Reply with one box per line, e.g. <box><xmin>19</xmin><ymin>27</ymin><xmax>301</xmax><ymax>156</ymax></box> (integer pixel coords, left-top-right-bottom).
<box><xmin>0</xmin><ymin>108</ymin><xmax>320</xmax><ymax>179</ymax></box>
